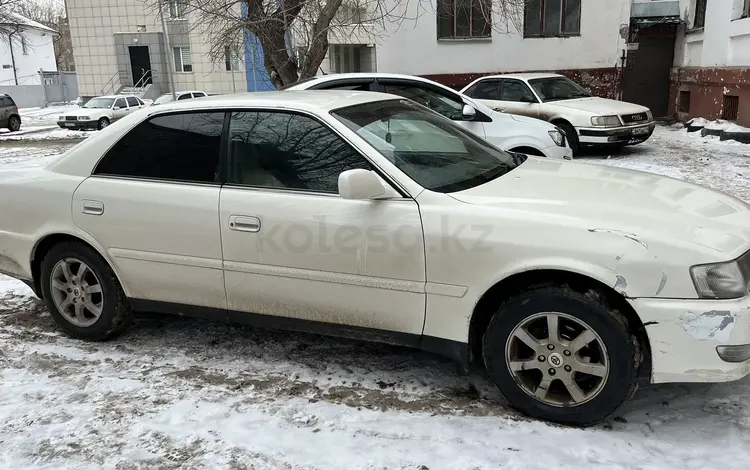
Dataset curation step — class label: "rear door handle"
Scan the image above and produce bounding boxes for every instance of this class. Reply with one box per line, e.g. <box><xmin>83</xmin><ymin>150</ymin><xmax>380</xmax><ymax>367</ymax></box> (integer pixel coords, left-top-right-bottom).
<box><xmin>81</xmin><ymin>200</ymin><xmax>104</xmax><ymax>216</ymax></box>
<box><xmin>229</xmin><ymin>215</ymin><xmax>261</xmax><ymax>233</ymax></box>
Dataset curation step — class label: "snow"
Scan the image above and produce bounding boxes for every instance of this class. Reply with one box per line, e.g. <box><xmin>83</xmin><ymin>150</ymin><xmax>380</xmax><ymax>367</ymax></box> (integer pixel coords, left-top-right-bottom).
<box><xmin>703</xmin><ymin>119</ymin><xmax>750</xmax><ymax>133</ymax></box>
<box><xmin>0</xmin><ymin>105</ymin><xmax>90</xmax><ymax>142</ymax></box>
<box><xmin>2</xmin><ymin>124</ymin><xmax>750</xmax><ymax>469</ymax></box>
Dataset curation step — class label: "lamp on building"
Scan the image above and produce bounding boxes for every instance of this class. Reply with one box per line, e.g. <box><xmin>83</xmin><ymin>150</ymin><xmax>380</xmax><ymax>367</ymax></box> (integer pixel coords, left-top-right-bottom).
<box><xmin>133</xmin><ymin>38</ymin><xmax>139</xmax><ymax>43</ymax></box>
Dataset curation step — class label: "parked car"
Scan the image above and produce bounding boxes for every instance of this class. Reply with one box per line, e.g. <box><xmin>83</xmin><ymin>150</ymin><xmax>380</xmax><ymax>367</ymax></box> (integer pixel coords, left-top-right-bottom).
<box><xmin>0</xmin><ymin>94</ymin><xmax>21</xmax><ymax>132</ymax></box>
<box><xmin>4</xmin><ymin>91</ymin><xmax>750</xmax><ymax>426</ymax></box>
<box><xmin>57</xmin><ymin>95</ymin><xmax>147</xmax><ymax>130</ymax></box>
<box><xmin>283</xmin><ymin>73</ymin><xmax>572</xmax><ymax>160</ymax></box>
<box><xmin>151</xmin><ymin>91</ymin><xmax>208</xmax><ymax>105</ymax></box>
<box><xmin>461</xmin><ymin>73</ymin><xmax>655</xmax><ymax>154</ymax></box>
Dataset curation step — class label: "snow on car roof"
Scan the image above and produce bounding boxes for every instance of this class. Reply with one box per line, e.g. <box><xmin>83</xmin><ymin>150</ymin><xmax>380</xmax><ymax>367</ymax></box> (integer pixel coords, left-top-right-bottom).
<box><xmin>479</xmin><ymin>73</ymin><xmax>564</xmax><ymax>81</ymax></box>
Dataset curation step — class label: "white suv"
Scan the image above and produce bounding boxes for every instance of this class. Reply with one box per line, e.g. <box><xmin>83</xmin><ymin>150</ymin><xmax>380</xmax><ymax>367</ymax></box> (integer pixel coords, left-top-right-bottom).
<box><xmin>283</xmin><ymin>73</ymin><xmax>573</xmax><ymax>160</ymax></box>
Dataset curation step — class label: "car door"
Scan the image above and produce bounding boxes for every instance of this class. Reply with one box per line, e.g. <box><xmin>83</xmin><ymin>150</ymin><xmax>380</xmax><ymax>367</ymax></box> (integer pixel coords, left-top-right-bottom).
<box><xmin>467</xmin><ymin>79</ymin><xmax>540</xmax><ymax>118</ymax></box>
<box><xmin>219</xmin><ymin>109</ymin><xmax>426</xmax><ymax>335</ymax></box>
<box><xmin>126</xmin><ymin>96</ymin><xmax>142</xmax><ymax>110</ymax></box>
<box><xmin>72</xmin><ymin>111</ymin><xmax>227</xmax><ymax>310</ymax></box>
<box><xmin>0</xmin><ymin>96</ymin><xmax>9</xmax><ymax>126</ymax></box>
<box><xmin>111</xmin><ymin>97</ymin><xmax>129</xmax><ymax>120</ymax></box>
<box><xmin>375</xmin><ymin>79</ymin><xmax>487</xmax><ymax>140</ymax></box>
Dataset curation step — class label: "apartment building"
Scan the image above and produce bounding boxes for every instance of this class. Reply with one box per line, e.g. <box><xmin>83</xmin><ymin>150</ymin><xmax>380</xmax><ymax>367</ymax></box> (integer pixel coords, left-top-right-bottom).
<box><xmin>65</xmin><ymin>0</ymin><xmax>249</xmax><ymax>99</ymax></box>
<box><xmin>669</xmin><ymin>0</ymin><xmax>750</xmax><ymax>126</ymax></box>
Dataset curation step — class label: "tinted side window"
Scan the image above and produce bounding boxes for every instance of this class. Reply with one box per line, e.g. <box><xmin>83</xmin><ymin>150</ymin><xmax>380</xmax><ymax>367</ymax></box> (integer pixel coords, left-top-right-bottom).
<box><xmin>193</xmin><ymin>92</ymin><xmax>206</xmax><ymax>97</ymax></box>
<box><xmin>0</xmin><ymin>96</ymin><xmax>13</xmax><ymax>106</ymax></box>
<box><xmin>94</xmin><ymin>112</ymin><xmax>225</xmax><ymax>183</ymax></box>
<box><xmin>177</xmin><ymin>93</ymin><xmax>192</xmax><ymax>100</ymax></box>
<box><xmin>126</xmin><ymin>96</ymin><xmax>139</xmax><ymax>107</ymax></box>
<box><xmin>381</xmin><ymin>83</ymin><xmax>464</xmax><ymax>120</ymax></box>
<box><xmin>500</xmin><ymin>80</ymin><xmax>536</xmax><ymax>102</ymax></box>
<box><xmin>316</xmin><ymin>82</ymin><xmax>373</xmax><ymax>91</ymax></box>
<box><xmin>114</xmin><ymin>98</ymin><xmax>126</xmax><ymax>108</ymax></box>
<box><xmin>465</xmin><ymin>80</ymin><xmax>502</xmax><ymax>100</ymax></box>
<box><xmin>227</xmin><ymin>111</ymin><xmax>371</xmax><ymax>193</ymax></box>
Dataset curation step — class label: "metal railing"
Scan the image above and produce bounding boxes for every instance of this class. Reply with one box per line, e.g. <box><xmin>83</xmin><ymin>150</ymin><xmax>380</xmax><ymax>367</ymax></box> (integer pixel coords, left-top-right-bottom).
<box><xmin>131</xmin><ymin>69</ymin><xmax>152</xmax><ymax>95</ymax></box>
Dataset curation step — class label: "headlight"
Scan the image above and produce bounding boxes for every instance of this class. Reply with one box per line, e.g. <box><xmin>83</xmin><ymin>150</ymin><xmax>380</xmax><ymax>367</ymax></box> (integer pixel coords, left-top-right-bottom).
<box><xmin>58</xmin><ymin>116</ymin><xmax>64</xmax><ymax>120</ymax></box>
<box><xmin>691</xmin><ymin>260</ymin><xmax>749</xmax><ymax>299</ymax></box>
<box><xmin>78</xmin><ymin>116</ymin><xmax>90</xmax><ymax>121</ymax></box>
<box><xmin>646</xmin><ymin>110</ymin><xmax>653</xmax><ymax>121</ymax></box>
<box><xmin>548</xmin><ymin>129</ymin><xmax>564</xmax><ymax>147</ymax></box>
<box><xmin>590</xmin><ymin>115</ymin><xmax>621</xmax><ymax>127</ymax></box>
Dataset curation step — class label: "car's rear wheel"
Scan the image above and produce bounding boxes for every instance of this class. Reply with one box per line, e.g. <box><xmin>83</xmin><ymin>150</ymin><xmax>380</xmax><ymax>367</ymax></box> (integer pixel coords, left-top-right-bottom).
<box><xmin>7</xmin><ymin>116</ymin><xmax>21</xmax><ymax>132</ymax></box>
<box><xmin>41</xmin><ymin>242</ymin><xmax>132</xmax><ymax>340</ymax></box>
<box><xmin>482</xmin><ymin>286</ymin><xmax>639</xmax><ymax>426</ymax></box>
<box><xmin>556</xmin><ymin>122</ymin><xmax>580</xmax><ymax>156</ymax></box>
<box><xmin>97</xmin><ymin>117</ymin><xmax>110</xmax><ymax>130</ymax></box>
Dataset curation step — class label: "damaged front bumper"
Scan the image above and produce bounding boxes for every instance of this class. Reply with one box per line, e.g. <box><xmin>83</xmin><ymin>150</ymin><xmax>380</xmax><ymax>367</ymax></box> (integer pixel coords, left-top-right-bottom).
<box><xmin>633</xmin><ymin>296</ymin><xmax>750</xmax><ymax>383</ymax></box>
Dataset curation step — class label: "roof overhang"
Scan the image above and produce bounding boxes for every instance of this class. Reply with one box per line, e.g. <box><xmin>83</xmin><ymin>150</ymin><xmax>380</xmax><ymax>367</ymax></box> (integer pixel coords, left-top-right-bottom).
<box><xmin>631</xmin><ymin>0</ymin><xmax>682</xmax><ymax>22</ymax></box>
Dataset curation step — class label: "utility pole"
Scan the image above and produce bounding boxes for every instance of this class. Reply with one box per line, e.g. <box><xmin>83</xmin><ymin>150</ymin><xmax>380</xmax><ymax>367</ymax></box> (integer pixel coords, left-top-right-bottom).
<box><xmin>158</xmin><ymin>1</ymin><xmax>177</xmax><ymax>100</ymax></box>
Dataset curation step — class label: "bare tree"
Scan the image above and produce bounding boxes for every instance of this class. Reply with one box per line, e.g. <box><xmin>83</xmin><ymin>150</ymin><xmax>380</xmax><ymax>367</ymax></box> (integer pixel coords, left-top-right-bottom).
<box><xmin>148</xmin><ymin>0</ymin><xmax>529</xmax><ymax>89</ymax></box>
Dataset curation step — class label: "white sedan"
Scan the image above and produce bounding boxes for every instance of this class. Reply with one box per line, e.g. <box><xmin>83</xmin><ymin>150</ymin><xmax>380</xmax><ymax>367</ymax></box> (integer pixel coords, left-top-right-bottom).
<box><xmin>283</xmin><ymin>73</ymin><xmax>573</xmax><ymax>160</ymax></box>
<box><xmin>461</xmin><ymin>73</ymin><xmax>654</xmax><ymax>154</ymax></box>
<box><xmin>57</xmin><ymin>95</ymin><xmax>147</xmax><ymax>130</ymax></box>
<box><xmin>3</xmin><ymin>91</ymin><xmax>750</xmax><ymax>425</ymax></box>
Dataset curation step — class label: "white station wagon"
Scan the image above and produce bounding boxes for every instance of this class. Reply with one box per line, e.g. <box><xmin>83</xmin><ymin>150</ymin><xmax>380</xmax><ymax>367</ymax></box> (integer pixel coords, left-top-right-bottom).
<box><xmin>461</xmin><ymin>73</ymin><xmax>654</xmax><ymax>154</ymax></box>
<box><xmin>3</xmin><ymin>91</ymin><xmax>750</xmax><ymax>425</ymax></box>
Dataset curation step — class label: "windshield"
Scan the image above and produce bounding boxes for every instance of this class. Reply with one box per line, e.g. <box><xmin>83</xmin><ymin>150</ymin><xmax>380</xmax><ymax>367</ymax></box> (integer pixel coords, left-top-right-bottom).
<box><xmin>83</xmin><ymin>98</ymin><xmax>116</xmax><ymax>109</ymax></box>
<box><xmin>528</xmin><ymin>77</ymin><xmax>592</xmax><ymax>102</ymax></box>
<box><xmin>332</xmin><ymin>99</ymin><xmax>525</xmax><ymax>193</ymax></box>
<box><xmin>153</xmin><ymin>94</ymin><xmax>175</xmax><ymax>105</ymax></box>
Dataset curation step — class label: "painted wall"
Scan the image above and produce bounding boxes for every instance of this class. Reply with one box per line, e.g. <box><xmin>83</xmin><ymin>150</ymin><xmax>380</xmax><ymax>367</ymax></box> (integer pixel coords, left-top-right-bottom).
<box><xmin>374</xmin><ymin>0</ymin><xmax>632</xmax><ymax>76</ymax></box>
<box><xmin>674</xmin><ymin>0</ymin><xmax>750</xmax><ymax>67</ymax></box>
<box><xmin>241</xmin><ymin>1</ymin><xmax>274</xmax><ymax>92</ymax></box>
<box><xmin>0</xmin><ymin>28</ymin><xmax>58</xmax><ymax>86</ymax></box>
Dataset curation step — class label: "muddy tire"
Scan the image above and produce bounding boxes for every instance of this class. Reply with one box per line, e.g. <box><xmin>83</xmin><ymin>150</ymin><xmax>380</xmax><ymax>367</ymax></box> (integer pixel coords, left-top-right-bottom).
<box><xmin>556</xmin><ymin>122</ymin><xmax>580</xmax><ymax>156</ymax></box>
<box><xmin>7</xmin><ymin>115</ymin><xmax>21</xmax><ymax>132</ymax></box>
<box><xmin>40</xmin><ymin>241</ymin><xmax>132</xmax><ymax>340</ymax></box>
<box><xmin>482</xmin><ymin>286</ymin><xmax>639</xmax><ymax>426</ymax></box>
<box><xmin>97</xmin><ymin>117</ymin><xmax>110</xmax><ymax>130</ymax></box>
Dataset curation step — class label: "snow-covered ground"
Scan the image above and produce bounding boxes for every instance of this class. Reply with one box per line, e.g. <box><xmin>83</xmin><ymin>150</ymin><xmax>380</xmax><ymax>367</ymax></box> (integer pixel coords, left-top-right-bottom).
<box><xmin>1</xmin><ymin>125</ymin><xmax>750</xmax><ymax>469</ymax></box>
<box><xmin>0</xmin><ymin>105</ymin><xmax>89</xmax><ymax>142</ymax></box>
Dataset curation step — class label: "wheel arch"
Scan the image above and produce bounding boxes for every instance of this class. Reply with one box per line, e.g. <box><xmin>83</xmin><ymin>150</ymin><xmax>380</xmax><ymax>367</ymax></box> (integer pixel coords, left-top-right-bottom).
<box><xmin>30</xmin><ymin>232</ymin><xmax>128</xmax><ymax>299</ymax></box>
<box><xmin>468</xmin><ymin>268</ymin><xmax>651</xmax><ymax>380</ymax></box>
<box><xmin>508</xmin><ymin>146</ymin><xmax>545</xmax><ymax>157</ymax></box>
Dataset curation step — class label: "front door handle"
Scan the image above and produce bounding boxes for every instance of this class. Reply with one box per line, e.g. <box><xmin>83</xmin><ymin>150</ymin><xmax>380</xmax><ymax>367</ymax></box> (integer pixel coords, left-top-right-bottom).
<box><xmin>229</xmin><ymin>215</ymin><xmax>261</xmax><ymax>233</ymax></box>
<box><xmin>81</xmin><ymin>200</ymin><xmax>104</xmax><ymax>216</ymax></box>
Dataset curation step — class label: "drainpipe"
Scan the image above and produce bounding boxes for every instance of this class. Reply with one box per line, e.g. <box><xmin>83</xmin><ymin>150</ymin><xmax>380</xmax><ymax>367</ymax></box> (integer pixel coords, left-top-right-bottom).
<box><xmin>8</xmin><ymin>31</ymin><xmax>18</xmax><ymax>85</ymax></box>
<box><xmin>158</xmin><ymin>2</ymin><xmax>177</xmax><ymax>100</ymax></box>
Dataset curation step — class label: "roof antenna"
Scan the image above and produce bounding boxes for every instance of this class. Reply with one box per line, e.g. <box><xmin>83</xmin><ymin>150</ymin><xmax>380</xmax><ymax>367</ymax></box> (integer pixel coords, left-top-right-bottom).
<box><xmin>319</xmin><ymin>66</ymin><xmax>327</xmax><ymax>75</ymax></box>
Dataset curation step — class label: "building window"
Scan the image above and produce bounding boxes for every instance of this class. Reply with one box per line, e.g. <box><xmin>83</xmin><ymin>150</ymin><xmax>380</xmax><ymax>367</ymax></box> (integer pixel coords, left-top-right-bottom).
<box><xmin>524</xmin><ymin>0</ymin><xmax>581</xmax><ymax>37</ymax></box>
<box><xmin>21</xmin><ymin>39</ymin><xmax>28</xmax><ymax>55</ymax></box>
<box><xmin>723</xmin><ymin>95</ymin><xmax>739</xmax><ymax>120</ymax></box>
<box><xmin>743</xmin><ymin>0</ymin><xmax>750</xmax><ymax>17</ymax></box>
<box><xmin>174</xmin><ymin>46</ymin><xmax>192</xmax><ymax>72</ymax></box>
<box><xmin>679</xmin><ymin>91</ymin><xmax>691</xmax><ymax>113</ymax></box>
<box><xmin>437</xmin><ymin>0</ymin><xmax>491</xmax><ymax>39</ymax></box>
<box><xmin>329</xmin><ymin>44</ymin><xmax>369</xmax><ymax>73</ymax></box>
<box><xmin>334</xmin><ymin>1</ymin><xmax>366</xmax><ymax>24</ymax></box>
<box><xmin>225</xmin><ymin>46</ymin><xmax>241</xmax><ymax>71</ymax></box>
<box><xmin>694</xmin><ymin>0</ymin><xmax>707</xmax><ymax>28</ymax></box>
<box><xmin>166</xmin><ymin>0</ymin><xmax>187</xmax><ymax>19</ymax></box>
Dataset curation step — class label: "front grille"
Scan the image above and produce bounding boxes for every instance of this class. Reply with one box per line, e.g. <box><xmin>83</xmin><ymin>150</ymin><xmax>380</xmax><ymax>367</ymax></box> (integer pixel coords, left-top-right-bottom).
<box><xmin>621</xmin><ymin>112</ymin><xmax>649</xmax><ymax>124</ymax></box>
<box><xmin>65</xmin><ymin>116</ymin><xmax>77</xmax><ymax>121</ymax></box>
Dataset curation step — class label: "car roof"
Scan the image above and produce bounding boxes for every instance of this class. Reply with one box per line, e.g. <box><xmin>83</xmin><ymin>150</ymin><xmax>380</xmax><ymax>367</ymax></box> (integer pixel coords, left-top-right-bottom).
<box><xmin>148</xmin><ymin>90</ymin><xmax>401</xmax><ymax>114</ymax></box>
<box><xmin>290</xmin><ymin>72</ymin><xmax>448</xmax><ymax>87</ymax></box>
<box><xmin>94</xmin><ymin>95</ymin><xmax>140</xmax><ymax>99</ymax></box>
<box><xmin>476</xmin><ymin>73</ymin><xmax>564</xmax><ymax>81</ymax></box>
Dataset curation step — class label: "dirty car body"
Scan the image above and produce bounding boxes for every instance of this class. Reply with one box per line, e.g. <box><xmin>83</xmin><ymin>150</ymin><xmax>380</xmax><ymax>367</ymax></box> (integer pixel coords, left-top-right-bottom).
<box><xmin>2</xmin><ymin>91</ymin><xmax>750</xmax><ymax>425</ymax></box>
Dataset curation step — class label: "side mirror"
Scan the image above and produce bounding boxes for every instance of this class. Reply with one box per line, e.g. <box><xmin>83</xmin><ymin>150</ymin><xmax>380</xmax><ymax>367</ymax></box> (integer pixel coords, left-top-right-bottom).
<box><xmin>462</xmin><ymin>104</ymin><xmax>476</xmax><ymax>121</ymax></box>
<box><xmin>339</xmin><ymin>169</ymin><xmax>392</xmax><ymax>200</ymax></box>
<box><xmin>521</xmin><ymin>95</ymin><xmax>536</xmax><ymax>104</ymax></box>
<box><xmin>113</xmin><ymin>106</ymin><xmax>120</xmax><ymax>110</ymax></box>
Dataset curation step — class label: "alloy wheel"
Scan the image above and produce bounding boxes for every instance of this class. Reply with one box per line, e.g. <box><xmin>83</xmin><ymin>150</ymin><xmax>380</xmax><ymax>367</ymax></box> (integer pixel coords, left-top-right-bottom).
<box><xmin>49</xmin><ymin>258</ymin><xmax>104</xmax><ymax>327</ymax></box>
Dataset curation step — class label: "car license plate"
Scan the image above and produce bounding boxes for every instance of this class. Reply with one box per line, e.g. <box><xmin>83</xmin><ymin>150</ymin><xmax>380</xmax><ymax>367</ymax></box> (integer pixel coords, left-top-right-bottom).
<box><xmin>64</xmin><ymin>123</ymin><xmax>75</xmax><ymax>127</ymax></box>
<box><xmin>632</xmin><ymin>127</ymin><xmax>649</xmax><ymax>135</ymax></box>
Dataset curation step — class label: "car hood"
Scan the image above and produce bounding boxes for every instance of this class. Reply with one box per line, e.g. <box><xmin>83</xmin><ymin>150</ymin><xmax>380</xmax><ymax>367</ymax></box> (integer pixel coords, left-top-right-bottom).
<box><xmin>543</xmin><ymin>97</ymin><xmax>649</xmax><ymax>115</ymax></box>
<box><xmin>449</xmin><ymin>158</ymin><xmax>750</xmax><ymax>257</ymax></box>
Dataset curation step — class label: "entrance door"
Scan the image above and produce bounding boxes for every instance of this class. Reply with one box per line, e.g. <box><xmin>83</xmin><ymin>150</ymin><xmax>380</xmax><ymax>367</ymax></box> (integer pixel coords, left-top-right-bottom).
<box><xmin>128</xmin><ymin>46</ymin><xmax>152</xmax><ymax>86</ymax></box>
<box><xmin>622</xmin><ymin>23</ymin><xmax>676</xmax><ymax>118</ymax></box>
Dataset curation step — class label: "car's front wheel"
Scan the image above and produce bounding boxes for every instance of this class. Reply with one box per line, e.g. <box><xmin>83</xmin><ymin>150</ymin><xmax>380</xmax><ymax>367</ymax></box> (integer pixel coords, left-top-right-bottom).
<box><xmin>97</xmin><ymin>117</ymin><xmax>110</xmax><ymax>130</ymax></box>
<box><xmin>556</xmin><ymin>122</ymin><xmax>579</xmax><ymax>155</ymax></box>
<box><xmin>40</xmin><ymin>242</ymin><xmax>132</xmax><ymax>340</ymax></box>
<box><xmin>482</xmin><ymin>286</ymin><xmax>640</xmax><ymax>426</ymax></box>
<box><xmin>7</xmin><ymin>116</ymin><xmax>21</xmax><ymax>132</ymax></box>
